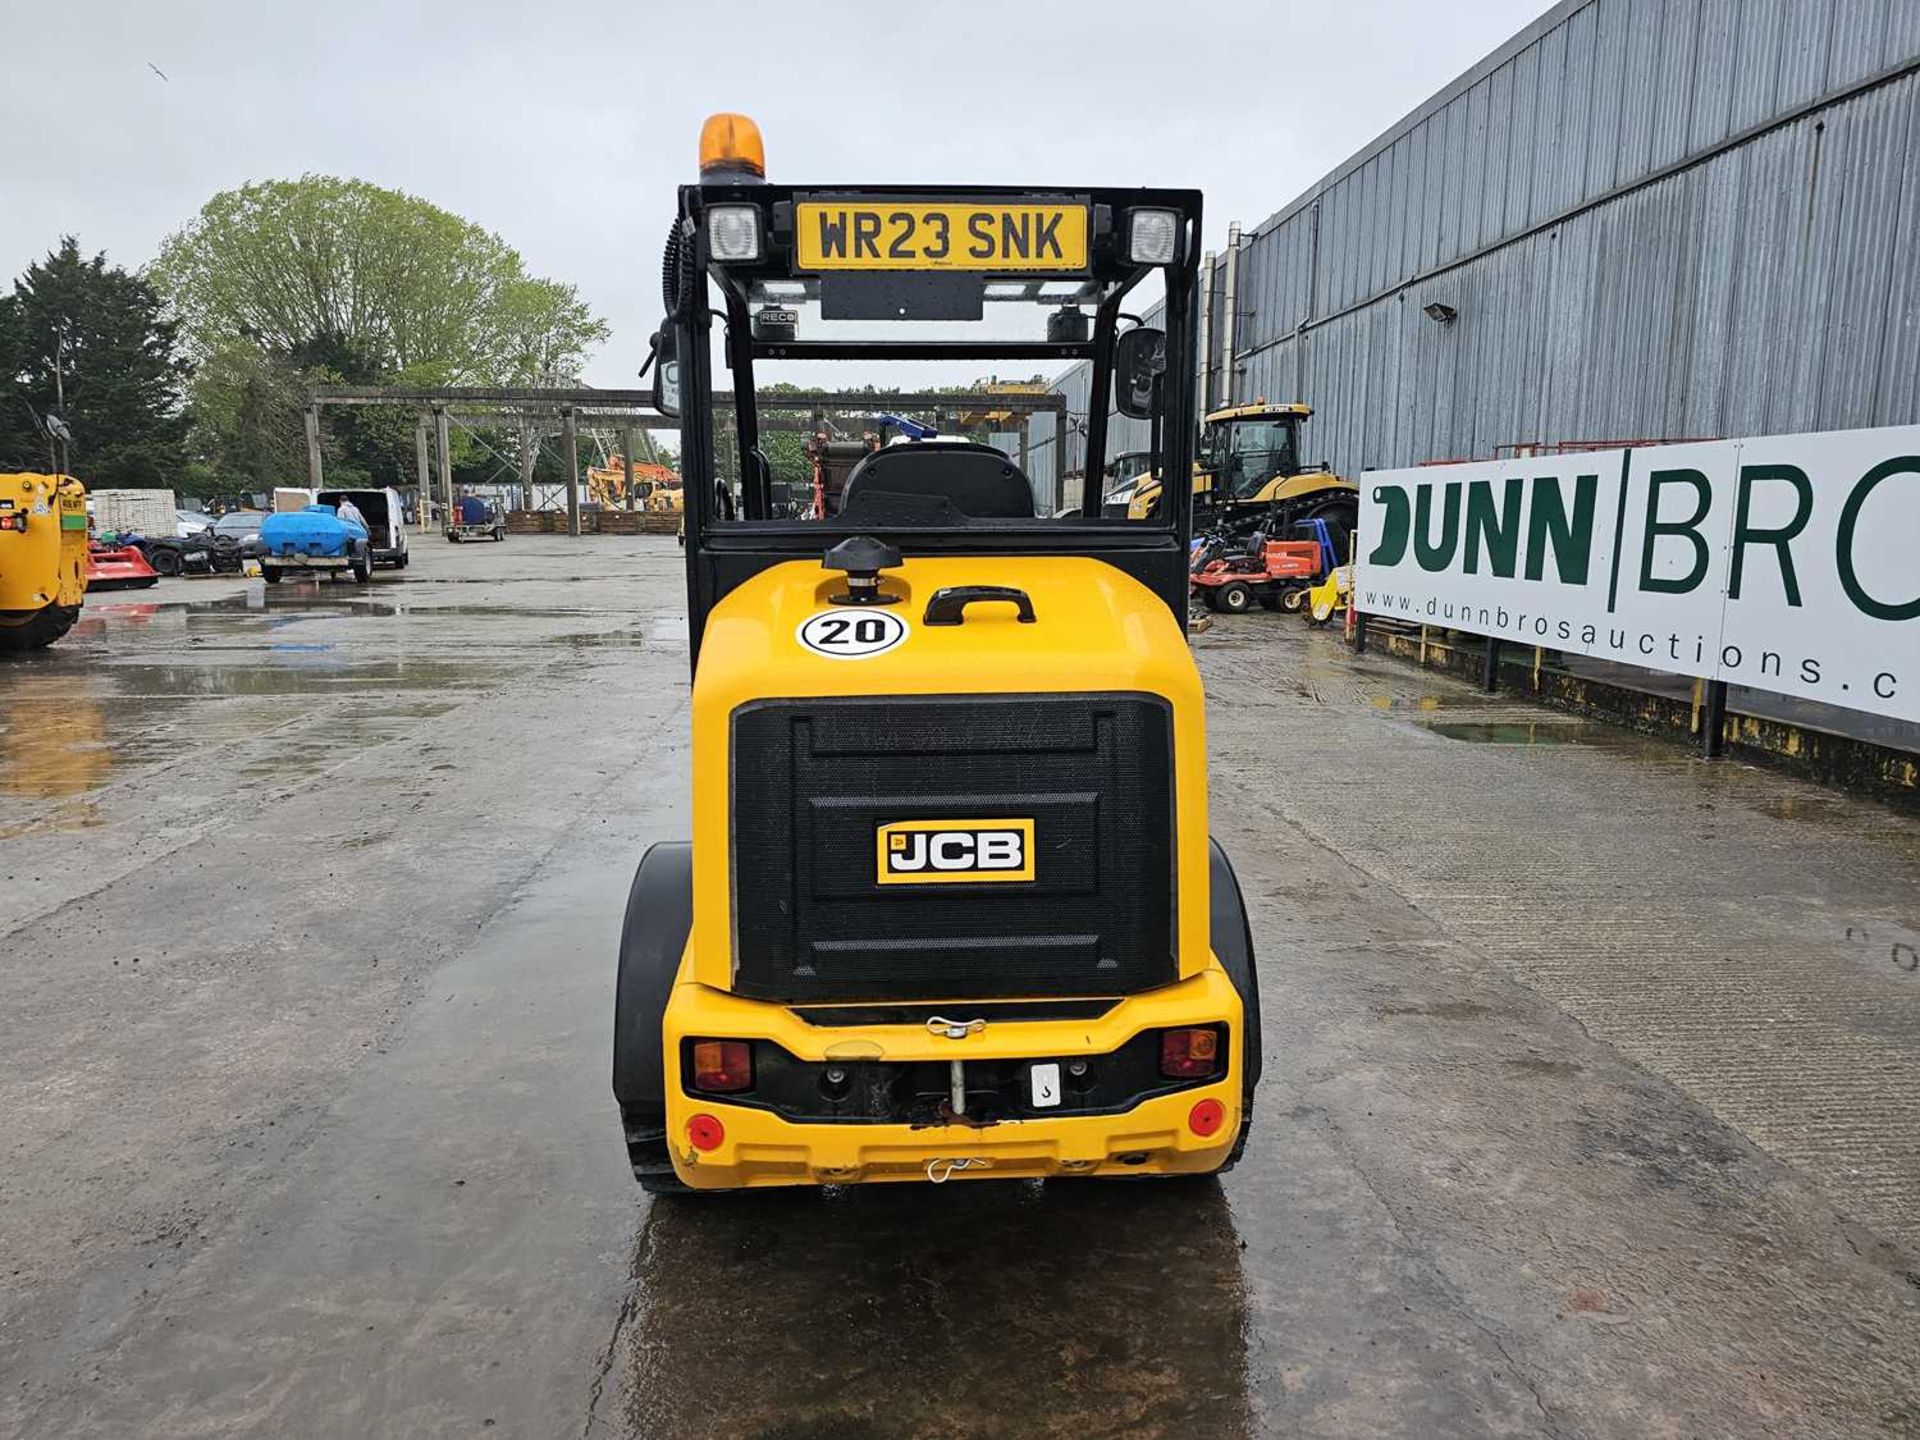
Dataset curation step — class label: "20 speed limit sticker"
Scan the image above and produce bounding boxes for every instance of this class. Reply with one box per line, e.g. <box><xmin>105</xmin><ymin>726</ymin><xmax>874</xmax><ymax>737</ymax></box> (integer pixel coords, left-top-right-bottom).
<box><xmin>796</xmin><ymin>608</ymin><xmax>909</xmax><ymax>659</ymax></box>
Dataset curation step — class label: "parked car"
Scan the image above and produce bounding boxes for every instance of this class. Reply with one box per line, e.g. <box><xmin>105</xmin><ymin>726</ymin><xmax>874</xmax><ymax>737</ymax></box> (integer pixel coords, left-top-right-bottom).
<box><xmin>174</xmin><ymin>509</ymin><xmax>213</xmax><ymax>538</ymax></box>
<box><xmin>208</xmin><ymin>511</ymin><xmax>266</xmax><ymax>545</ymax></box>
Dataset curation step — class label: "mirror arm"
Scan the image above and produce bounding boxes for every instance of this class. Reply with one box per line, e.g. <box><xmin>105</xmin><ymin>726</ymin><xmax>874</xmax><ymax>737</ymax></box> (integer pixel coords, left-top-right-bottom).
<box><xmin>1147</xmin><ymin>374</ymin><xmax>1164</xmax><ymax>521</ymax></box>
<box><xmin>719</xmin><ymin>284</ymin><xmax>770</xmax><ymax>519</ymax></box>
<box><xmin>1080</xmin><ymin>269</ymin><xmax>1150</xmax><ymax>517</ymax></box>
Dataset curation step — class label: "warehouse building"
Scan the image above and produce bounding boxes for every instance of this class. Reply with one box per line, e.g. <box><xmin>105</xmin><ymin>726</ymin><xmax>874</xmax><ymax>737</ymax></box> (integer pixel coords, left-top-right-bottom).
<box><xmin>1040</xmin><ymin>0</ymin><xmax>1920</xmax><ymax>487</ymax></box>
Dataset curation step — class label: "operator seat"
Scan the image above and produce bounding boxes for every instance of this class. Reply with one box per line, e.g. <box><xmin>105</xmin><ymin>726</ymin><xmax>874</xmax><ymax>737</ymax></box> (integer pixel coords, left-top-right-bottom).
<box><xmin>838</xmin><ymin>443</ymin><xmax>1036</xmax><ymax>523</ymax></box>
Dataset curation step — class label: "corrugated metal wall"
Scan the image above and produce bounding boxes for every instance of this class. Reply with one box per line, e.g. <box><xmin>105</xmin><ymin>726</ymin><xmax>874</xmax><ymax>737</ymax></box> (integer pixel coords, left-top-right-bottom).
<box><xmin>1051</xmin><ymin>0</ymin><xmax>1920</xmax><ymax>481</ymax></box>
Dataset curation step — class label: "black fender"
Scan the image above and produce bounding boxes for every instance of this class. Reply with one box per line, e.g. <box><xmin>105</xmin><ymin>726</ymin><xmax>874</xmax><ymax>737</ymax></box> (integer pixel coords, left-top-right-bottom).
<box><xmin>612</xmin><ymin>841</ymin><xmax>693</xmax><ymax>1123</ymax></box>
<box><xmin>1209</xmin><ymin>838</ymin><xmax>1262</xmax><ymax>1104</ymax></box>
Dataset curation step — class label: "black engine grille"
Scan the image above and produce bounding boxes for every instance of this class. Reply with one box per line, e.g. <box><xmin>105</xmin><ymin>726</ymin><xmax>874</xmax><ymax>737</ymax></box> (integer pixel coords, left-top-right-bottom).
<box><xmin>730</xmin><ymin>694</ymin><xmax>1177</xmax><ymax>1001</ymax></box>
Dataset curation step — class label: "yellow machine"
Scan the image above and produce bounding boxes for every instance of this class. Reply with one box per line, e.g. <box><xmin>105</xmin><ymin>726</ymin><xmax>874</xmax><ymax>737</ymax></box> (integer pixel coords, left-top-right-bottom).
<box><xmin>1305</xmin><ymin>564</ymin><xmax>1351</xmax><ymax>625</ymax></box>
<box><xmin>1127</xmin><ymin>401</ymin><xmax>1357</xmax><ymax>542</ymax></box>
<box><xmin>585</xmin><ymin>456</ymin><xmax>683</xmax><ymax>512</ymax></box>
<box><xmin>0</xmin><ymin>474</ymin><xmax>89</xmax><ymax>651</ymax></box>
<box><xmin>610</xmin><ymin>116</ymin><xmax>1261</xmax><ymax>1193</ymax></box>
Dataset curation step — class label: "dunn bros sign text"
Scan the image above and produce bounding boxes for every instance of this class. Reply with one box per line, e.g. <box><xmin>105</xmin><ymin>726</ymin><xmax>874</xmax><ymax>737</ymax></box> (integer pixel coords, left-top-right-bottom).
<box><xmin>1357</xmin><ymin>427</ymin><xmax>1920</xmax><ymax>725</ymax></box>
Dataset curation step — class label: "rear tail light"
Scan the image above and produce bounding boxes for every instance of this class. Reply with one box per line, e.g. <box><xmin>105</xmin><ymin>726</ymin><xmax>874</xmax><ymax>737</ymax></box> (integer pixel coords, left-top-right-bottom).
<box><xmin>1159</xmin><ymin>1027</ymin><xmax>1222</xmax><ymax>1079</ymax></box>
<box><xmin>690</xmin><ymin>1039</ymin><xmax>754</xmax><ymax>1093</ymax></box>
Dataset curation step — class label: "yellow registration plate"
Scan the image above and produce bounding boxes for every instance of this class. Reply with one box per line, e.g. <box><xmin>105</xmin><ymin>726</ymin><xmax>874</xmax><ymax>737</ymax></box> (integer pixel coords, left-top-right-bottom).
<box><xmin>795</xmin><ymin>202</ymin><xmax>1088</xmax><ymax>272</ymax></box>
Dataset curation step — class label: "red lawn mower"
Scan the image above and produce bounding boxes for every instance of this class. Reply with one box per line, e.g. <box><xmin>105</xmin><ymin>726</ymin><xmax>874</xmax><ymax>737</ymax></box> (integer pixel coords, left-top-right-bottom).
<box><xmin>1190</xmin><ymin>517</ymin><xmax>1340</xmax><ymax>614</ymax></box>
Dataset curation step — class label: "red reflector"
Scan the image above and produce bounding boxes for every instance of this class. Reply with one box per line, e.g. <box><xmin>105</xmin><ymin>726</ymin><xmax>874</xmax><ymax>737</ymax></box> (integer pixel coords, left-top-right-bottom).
<box><xmin>1159</xmin><ymin>1027</ymin><xmax>1222</xmax><ymax>1079</ymax></box>
<box><xmin>1188</xmin><ymin>1098</ymin><xmax>1226</xmax><ymax>1138</ymax></box>
<box><xmin>687</xmin><ymin>1113</ymin><xmax>725</xmax><ymax>1151</ymax></box>
<box><xmin>691</xmin><ymin>1039</ymin><xmax>753</xmax><ymax>1093</ymax></box>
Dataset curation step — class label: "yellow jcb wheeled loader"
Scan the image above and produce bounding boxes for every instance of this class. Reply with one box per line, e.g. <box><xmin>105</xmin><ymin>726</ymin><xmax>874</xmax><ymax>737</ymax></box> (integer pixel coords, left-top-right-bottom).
<box><xmin>611</xmin><ymin>114</ymin><xmax>1262</xmax><ymax>1193</ymax></box>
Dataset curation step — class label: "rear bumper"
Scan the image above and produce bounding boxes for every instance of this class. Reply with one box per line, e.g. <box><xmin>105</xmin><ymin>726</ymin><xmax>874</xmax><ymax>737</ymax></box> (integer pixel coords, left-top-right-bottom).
<box><xmin>660</xmin><ymin>964</ymin><xmax>1246</xmax><ymax>1189</ymax></box>
<box><xmin>262</xmin><ymin>553</ymin><xmax>352</xmax><ymax>568</ymax></box>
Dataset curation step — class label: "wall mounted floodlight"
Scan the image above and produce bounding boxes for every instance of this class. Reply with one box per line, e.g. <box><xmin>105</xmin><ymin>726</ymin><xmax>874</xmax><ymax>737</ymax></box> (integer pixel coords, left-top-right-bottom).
<box><xmin>1423</xmin><ymin>301</ymin><xmax>1458</xmax><ymax>324</ymax></box>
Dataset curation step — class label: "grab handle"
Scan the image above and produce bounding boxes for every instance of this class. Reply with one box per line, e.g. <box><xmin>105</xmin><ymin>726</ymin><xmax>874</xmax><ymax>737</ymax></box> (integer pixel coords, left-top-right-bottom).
<box><xmin>922</xmin><ymin>585</ymin><xmax>1036</xmax><ymax>627</ymax></box>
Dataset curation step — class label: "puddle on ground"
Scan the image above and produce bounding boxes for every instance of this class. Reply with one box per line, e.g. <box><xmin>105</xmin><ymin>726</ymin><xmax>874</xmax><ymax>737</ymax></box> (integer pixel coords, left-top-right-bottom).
<box><xmin>85</xmin><ymin>591</ymin><xmax>652</xmax><ymax>625</ymax></box>
<box><xmin>5</xmin><ymin>580</ymin><xmax>643</xmax><ymax>801</ymax></box>
<box><xmin>556</xmin><ymin>631</ymin><xmax>649</xmax><ymax>649</ymax></box>
<box><xmin>0</xmin><ymin>697</ymin><xmax>112</xmax><ymax>798</ymax></box>
<box><xmin>97</xmin><ymin>660</ymin><xmax>517</xmax><ymax>698</ymax></box>
<box><xmin>0</xmin><ymin>669</ymin><xmax>474</xmax><ymax>801</ymax></box>
<box><xmin>1418</xmin><ymin>721</ymin><xmax>1594</xmax><ymax>746</ymax></box>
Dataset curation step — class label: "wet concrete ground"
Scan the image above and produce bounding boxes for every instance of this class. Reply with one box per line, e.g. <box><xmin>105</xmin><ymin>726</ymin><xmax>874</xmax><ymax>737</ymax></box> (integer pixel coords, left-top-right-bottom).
<box><xmin>1</xmin><ymin>538</ymin><xmax>1915</xmax><ymax>1439</ymax></box>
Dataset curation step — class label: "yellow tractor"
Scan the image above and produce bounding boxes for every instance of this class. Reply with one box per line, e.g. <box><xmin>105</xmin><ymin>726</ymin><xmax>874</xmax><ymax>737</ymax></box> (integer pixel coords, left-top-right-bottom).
<box><xmin>1128</xmin><ymin>400</ymin><xmax>1357</xmax><ymax>547</ymax></box>
<box><xmin>611</xmin><ymin>114</ymin><xmax>1261</xmax><ymax>1193</ymax></box>
<box><xmin>0</xmin><ymin>473</ymin><xmax>89</xmax><ymax>651</ymax></box>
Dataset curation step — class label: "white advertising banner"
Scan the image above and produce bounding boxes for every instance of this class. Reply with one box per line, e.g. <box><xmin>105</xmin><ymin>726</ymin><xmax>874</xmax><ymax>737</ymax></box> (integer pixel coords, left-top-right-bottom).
<box><xmin>1356</xmin><ymin>426</ymin><xmax>1920</xmax><ymax>725</ymax></box>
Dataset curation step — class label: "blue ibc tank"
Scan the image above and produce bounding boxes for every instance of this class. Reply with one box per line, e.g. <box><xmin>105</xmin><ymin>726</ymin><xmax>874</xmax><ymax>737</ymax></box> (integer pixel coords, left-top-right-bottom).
<box><xmin>259</xmin><ymin>505</ymin><xmax>369</xmax><ymax>558</ymax></box>
<box><xmin>456</xmin><ymin>495</ymin><xmax>491</xmax><ymax>525</ymax></box>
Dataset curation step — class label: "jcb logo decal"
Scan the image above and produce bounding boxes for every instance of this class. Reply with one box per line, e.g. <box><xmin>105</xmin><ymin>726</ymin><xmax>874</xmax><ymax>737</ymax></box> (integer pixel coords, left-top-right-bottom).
<box><xmin>876</xmin><ymin>819</ymin><xmax>1035</xmax><ymax>885</ymax></box>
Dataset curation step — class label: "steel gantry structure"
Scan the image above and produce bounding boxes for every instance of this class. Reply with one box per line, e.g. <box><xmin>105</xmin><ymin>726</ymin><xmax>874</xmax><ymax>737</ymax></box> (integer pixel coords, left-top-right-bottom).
<box><xmin>307</xmin><ymin>387</ymin><xmax>661</xmax><ymax>537</ymax></box>
<box><xmin>306</xmin><ymin>385</ymin><xmax>1072</xmax><ymax>531</ymax></box>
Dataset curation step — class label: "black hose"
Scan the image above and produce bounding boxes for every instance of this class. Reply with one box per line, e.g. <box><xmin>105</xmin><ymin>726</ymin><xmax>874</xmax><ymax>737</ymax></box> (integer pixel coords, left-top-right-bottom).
<box><xmin>661</xmin><ymin>222</ymin><xmax>683</xmax><ymax>317</ymax></box>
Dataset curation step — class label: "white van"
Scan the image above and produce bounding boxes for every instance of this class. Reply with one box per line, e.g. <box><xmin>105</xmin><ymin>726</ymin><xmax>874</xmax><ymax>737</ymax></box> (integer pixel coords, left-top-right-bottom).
<box><xmin>317</xmin><ymin>488</ymin><xmax>410</xmax><ymax>569</ymax></box>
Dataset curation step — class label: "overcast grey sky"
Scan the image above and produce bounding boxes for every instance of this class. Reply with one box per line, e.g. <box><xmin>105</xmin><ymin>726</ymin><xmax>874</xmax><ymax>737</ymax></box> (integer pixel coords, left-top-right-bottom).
<box><xmin>2</xmin><ymin>0</ymin><xmax>1550</xmax><ymax>388</ymax></box>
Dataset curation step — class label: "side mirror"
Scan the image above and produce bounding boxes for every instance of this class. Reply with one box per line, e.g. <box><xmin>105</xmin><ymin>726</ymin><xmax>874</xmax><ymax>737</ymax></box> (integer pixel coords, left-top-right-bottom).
<box><xmin>1113</xmin><ymin>326</ymin><xmax>1165</xmax><ymax>420</ymax></box>
<box><xmin>647</xmin><ymin>326</ymin><xmax>681</xmax><ymax>420</ymax></box>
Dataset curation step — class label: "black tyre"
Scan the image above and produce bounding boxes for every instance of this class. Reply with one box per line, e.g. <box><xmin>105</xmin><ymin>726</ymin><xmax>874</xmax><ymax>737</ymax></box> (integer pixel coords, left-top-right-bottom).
<box><xmin>395</xmin><ymin>550</ymin><xmax>410</xmax><ymax>568</ymax></box>
<box><xmin>1280</xmin><ymin>587</ymin><xmax>1306</xmax><ymax>613</ymax></box>
<box><xmin>1208</xmin><ymin>839</ymin><xmax>1261</xmax><ymax>1172</ymax></box>
<box><xmin>1217</xmin><ymin>581</ymin><xmax>1253</xmax><ymax>614</ymax></box>
<box><xmin>0</xmin><ymin>603</ymin><xmax>81</xmax><ymax>651</ymax></box>
<box><xmin>447</xmin><ymin>530</ymin><xmax>462</xmax><ymax>543</ymax></box>
<box><xmin>147</xmin><ymin>546</ymin><xmax>183</xmax><ymax>577</ymax></box>
<box><xmin>1078</xmin><ymin>840</ymin><xmax>1259</xmax><ymax>1186</ymax></box>
<box><xmin>352</xmin><ymin>547</ymin><xmax>372</xmax><ymax>583</ymax></box>
<box><xmin>1304</xmin><ymin>497</ymin><xmax>1359</xmax><ymax>563</ymax></box>
<box><xmin>260</xmin><ymin>566</ymin><xmax>283</xmax><ymax>585</ymax></box>
<box><xmin>614</xmin><ymin>842</ymin><xmax>696</xmax><ymax>1193</ymax></box>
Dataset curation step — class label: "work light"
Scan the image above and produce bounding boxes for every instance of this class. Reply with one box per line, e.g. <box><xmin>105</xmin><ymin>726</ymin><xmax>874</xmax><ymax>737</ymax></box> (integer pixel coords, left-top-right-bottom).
<box><xmin>707</xmin><ymin>204</ymin><xmax>763</xmax><ymax>263</ymax></box>
<box><xmin>1126</xmin><ymin>208</ymin><xmax>1180</xmax><ymax>265</ymax></box>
